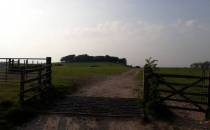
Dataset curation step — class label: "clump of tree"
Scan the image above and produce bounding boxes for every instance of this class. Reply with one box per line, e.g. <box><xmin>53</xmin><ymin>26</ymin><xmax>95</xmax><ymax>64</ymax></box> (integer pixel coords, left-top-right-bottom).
<box><xmin>190</xmin><ymin>61</ymin><xmax>210</xmax><ymax>69</ymax></box>
<box><xmin>60</xmin><ymin>54</ymin><xmax>127</xmax><ymax>65</ymax></box>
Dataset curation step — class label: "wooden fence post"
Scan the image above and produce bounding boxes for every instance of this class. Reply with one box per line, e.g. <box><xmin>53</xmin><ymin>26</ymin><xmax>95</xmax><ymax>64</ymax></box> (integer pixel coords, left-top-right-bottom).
<box><xmin>206</xmin><ymin>73</ymin><xmax>210</xmax><ymax>120</ymax></box>
<box><xmin>5</xmin><ymin>58</ymin><xmax>8</xmax><ymax>81</ymax></box>
<box><xmin>38</xmin><ymin>69</ymin><xmax>42</xmax><ymax>94</ymax></box>
<box><xmin>8</xmin><ymin>59</ymin><xmax>11</xmax><ymax>70</ymax></box>
<box><xmin>46</xmin><ymin>57</ymin><xmax>52</xmax><ymax>87</ymax></box>
<box><xmin>12</xmin><ymin>59</ymin><xmax>14</xmax><ymax>67</ymax></box>
<box><xmin>20</xmin><ymin>67</ymin><xmax>25</xmax><ymax>103</ymax></box>
<box><xmin>26</xmin><ymin>59</ymin><xmax>28</xmax><ymax>67</ymax></box>
<box><xmin>18</xmin><ymin>59</ymin><xmax>20</xmax><ymax>67</ymax></box>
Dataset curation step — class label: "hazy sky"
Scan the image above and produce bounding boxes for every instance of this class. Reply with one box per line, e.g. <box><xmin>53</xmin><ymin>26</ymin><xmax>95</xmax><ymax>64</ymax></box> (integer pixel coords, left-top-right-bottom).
<box><xmin>0</xmin><ymin>0</ymin><xmax>210</xmax><ymax>66</ymax></box>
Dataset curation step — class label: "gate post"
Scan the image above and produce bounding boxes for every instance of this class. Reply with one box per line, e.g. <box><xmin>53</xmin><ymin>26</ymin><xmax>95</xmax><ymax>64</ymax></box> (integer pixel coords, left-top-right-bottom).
<box><xmin>46</xmin><ymin>57</ymin><xmax>52</xmax><ymax>87</ymax></box>
<box><xmin>8</xmin><ymin>58</ymin><xmax>11</xmax><ymax>70</ymax></box>
<box><xmin>206</xmin><ymin>73</ymin><xmax>210</xmax><ymax>120</ymax></box>
<box><xmin>38</xmin><ymin>69</ymin><xmax>42</xmax><ymax>93</ymax></box>
<box><xmin>5</xmin><ymin>58</ymin><xmax>8</xmax><ymax>81</ymax></box>
<box><xmin>20</xmin><ymin>67</ymin><xmax>25</xmax><ymax>103</ymax></box>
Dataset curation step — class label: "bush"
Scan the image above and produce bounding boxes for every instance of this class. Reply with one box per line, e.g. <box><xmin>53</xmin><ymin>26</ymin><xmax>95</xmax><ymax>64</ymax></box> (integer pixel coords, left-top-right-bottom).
<box><xmin>143</xmin><ymin>57</ymin><xmax>175</xmax><ymax>121</ymax></box>
<box><xmin>144</xmin><ymin>57</ymin><xmax>159</xmax><ymax>103</ymax></box>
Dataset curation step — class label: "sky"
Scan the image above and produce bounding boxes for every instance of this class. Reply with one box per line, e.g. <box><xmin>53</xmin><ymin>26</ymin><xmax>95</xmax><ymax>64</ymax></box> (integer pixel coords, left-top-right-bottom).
<box><xmin>0</xmin><ymin>0</ymin><xmax>210</xmax><ymax>67</ymax></box>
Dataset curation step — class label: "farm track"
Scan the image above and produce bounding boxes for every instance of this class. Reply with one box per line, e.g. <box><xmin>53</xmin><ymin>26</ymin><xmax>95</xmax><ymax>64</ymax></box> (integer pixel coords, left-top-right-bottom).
<box><xmin>19</xmin><ymin>69</ymin><xmax>144</xmax><ymax>130</ymax></box>
<box><xmin>73</xmin><ymin>69</ymin><xmax>141</xmax><ymax>98</ymax></box>
<box><xmin>18</xmin><ymin>69</ymin><xmax>210</xmax><ymax>130</ymax></box>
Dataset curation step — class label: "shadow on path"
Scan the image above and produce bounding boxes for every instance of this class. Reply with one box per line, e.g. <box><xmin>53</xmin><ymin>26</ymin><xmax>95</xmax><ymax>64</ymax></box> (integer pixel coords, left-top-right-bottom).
<box><xmin>44</xmin><ymin>96</ymin><xmax>143</xmax><ymax>117</ymax></box>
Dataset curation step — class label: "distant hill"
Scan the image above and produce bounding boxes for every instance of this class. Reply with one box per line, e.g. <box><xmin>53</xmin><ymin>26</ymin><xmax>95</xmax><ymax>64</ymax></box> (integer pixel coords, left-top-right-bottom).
<box><xmin>61</xmin><ymin>54</ymin><xmax>127</xmax><ymax>65</ymax></box>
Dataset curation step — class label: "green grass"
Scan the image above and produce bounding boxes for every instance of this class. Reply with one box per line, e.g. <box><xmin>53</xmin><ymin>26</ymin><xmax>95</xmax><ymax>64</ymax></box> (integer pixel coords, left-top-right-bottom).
<box><xmin>0</xmin><ymin>62</ymin><xmax>129</xmax><ymax>129</ymax></box>
<box><xmin>52</xmin><ymin>62</ymin><xmax>129</xmax><ymax>93</ymax></box>
<box><xmin>53</xmin><ymin>62</ymin><xmax>128</xmax><ymax>77</ymax></box>
<box><xmin>0</xmin><ymin>62</ymin><xmax>128</xmax><ymax>103</ymax></box>
<box><xmin>0</xmin><ymin>83</ymin><xmax>19</xmax><ymax>103</ymax></box>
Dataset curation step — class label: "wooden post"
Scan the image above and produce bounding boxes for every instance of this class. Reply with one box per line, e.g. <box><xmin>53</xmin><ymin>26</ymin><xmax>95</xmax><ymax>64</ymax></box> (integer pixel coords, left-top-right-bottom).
<box><xmin>38</xmin><ymin>69</ymin><xmax>42</xmax><ymax>86</ymax></box>
<box><xmin>18</xmin><ymin>59</ymin><xmax>20</xmax><ymax>67</ymax></box>
<box><xmin>46</xmin><ymin>57</ymin><xmax>52</xmax><ymax>87</ymax></box>
<box><xmin>20</xmin><ymin>67</ymin><xmax>25</xmax><ymax>103</ymax></box>
<box><xmin>38</xmin><ymin>69</ymin><xmax>42</xmax><ymax>97</ymax></box>
<box><xmin>26</xmin><ymin>59</ymin><xmax>28</xmax><ymax>67</ymax></box>
<box><xmin>5</xmin><ymin>59</ymin><xmax>8</xmax><ymax>81</ymax></box>
<box><xmin>8</xmin><ymin>59</ymin><xmax>11</xmax><ymax>70</ymax></box>
<box><xmin>206</xmin><ymin>73</ymin><xmax>210</xmax><ymax>120</ymax></box>
<box><xmin>12</xmin><ymin>59</ymin><xmax>14</xmax><ymax>67</ymax></box>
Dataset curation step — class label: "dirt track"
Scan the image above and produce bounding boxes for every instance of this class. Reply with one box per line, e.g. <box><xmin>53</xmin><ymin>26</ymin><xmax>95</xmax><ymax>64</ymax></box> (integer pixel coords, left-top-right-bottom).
<box><xmin>73</xmin><ymin>69</ymin><xmax>141</xmax><ymax>98</ymax></box>
<box><xmin>19</xmin><ymin>69</ymin><xmax>145</xmax><ymax>130</ymax></box>
<box><xmin>19</xmin><ymin>69</ymin><xmax>210</xmax><ymax>130</ymax></box>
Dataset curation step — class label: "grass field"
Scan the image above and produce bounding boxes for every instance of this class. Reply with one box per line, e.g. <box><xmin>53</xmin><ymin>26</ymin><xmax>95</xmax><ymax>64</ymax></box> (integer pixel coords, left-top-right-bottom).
<box><xmin>0</xmin><ymin>62</ymin><xmax>129</xmax><ymax>103</ymax></box>
<box><xmin>1</xmin><ymin>65</ymin><xmax>209</xmax><ymax>129</ymax></box>
<box><xmin>53</xmin><ymin>62</ymin><xmax>129</xmax><ymax>93</ymax></box>
<box><xmin>2</xmin><ymin>67</ymin><xmax>208</xmax><ymax>106</ymax></box>
<box><xmin>1</xmin><ymin>67</ymin><xmax>209</xmax><ymax>104</ymax></box>
<box><xmin>0</xmin><ymin>62</ymin><xmax>129</xmax><ymax>129</ymax></box>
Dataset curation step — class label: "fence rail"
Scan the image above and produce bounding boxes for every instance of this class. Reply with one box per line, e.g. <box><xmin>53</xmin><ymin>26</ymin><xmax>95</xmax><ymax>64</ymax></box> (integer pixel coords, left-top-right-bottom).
<box><xmin>19</xmin><ymin>57</ymin><xmax>52</xmax><ymax>103</ymax></box>
<box><xmin>144</xmin><ymin>69</ymin><xmax>210</xmax><ymax>119</ymax></box>
<box><xmin>0</xmin><ymin>57</ymin><xmax>52</xmax><ymax>103</ymax></box>
<box><xmin>155</xmin><ymin>73</ymin><xmax>209</xmax><ymax>79</ymax></box>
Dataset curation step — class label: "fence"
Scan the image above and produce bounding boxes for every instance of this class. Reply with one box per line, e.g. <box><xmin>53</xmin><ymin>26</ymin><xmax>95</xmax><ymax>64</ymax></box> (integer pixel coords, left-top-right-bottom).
<box><xmin>144</xmin><ymin>69</ymin><xmax>210</xmax><ymax>119</ymax></box>
<box><xmin>0</xmin><ymin>57</ymin><xmax>52</xmax><ymax>103</ymax></box>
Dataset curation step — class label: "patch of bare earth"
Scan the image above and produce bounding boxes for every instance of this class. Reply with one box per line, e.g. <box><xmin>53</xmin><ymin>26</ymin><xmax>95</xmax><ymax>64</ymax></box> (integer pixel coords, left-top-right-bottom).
<box><xmin>73</xmin><ymin>69</ymin><xmax>141</xmax><ymax>98</ymax></box>
<box><xmin>19</xmin><ymin>69</ymin><xmax>210</xmax><ymax>130</ymax></box>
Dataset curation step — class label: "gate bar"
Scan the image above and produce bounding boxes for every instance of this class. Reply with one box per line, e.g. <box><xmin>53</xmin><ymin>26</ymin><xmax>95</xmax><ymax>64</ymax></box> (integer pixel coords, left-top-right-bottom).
<box><xmin>206</xmin><ymin>73</ymin><xmax>210</xmax><ymax>119</ymax></box>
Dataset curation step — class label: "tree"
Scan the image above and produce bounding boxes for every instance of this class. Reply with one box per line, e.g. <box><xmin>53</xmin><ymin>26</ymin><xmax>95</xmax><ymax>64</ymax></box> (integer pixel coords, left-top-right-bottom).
<box><xmin>61</xmin><ymin>55</ymin><xmax>75</xmax><ymax>62</ymax></box>
<box><xmin>60</xmin><ymin>54</ymin><xmax>127</xmax><ymax>65</ymax></box>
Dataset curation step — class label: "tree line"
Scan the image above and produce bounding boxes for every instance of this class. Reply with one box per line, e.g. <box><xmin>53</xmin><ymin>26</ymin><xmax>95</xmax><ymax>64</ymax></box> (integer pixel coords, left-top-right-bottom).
<box><xmin>61</xmin><ymin>54</ymin><xmax>127</xmax><ymax>65</ymax></box>
<box><xmin>190</xmin><ymin>61</ymin><xmax>210</xmax><ymax>69</ymax></box>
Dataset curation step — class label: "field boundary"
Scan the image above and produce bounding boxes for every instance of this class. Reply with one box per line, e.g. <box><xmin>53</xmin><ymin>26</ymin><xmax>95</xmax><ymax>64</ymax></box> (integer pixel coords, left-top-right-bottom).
<box><xmin>144</xmin><ymin>69</ymin><xmax>210</xmax><ymax>119</ymax></box>
<box><xmin>19</xmin><ymin>57</ymin><xmax>52</xmax><ymax>103</ymax></box>
<box><xmin>0</xmin><ymin>57</ymin><xmax>52</xmax><ymax>103</ymax></box>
